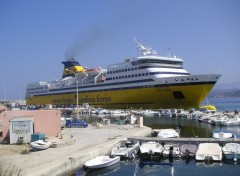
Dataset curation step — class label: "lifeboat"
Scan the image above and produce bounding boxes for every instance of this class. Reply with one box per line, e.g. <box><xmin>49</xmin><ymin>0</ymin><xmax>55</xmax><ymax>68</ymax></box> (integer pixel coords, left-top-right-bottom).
<box><xmin>86</xmin><ymin>67</ymin><xmax>101</xmax><ymax>75</ymax></box>
<box><xmin>97</xmin><ymin>75</ymin><xmax>105</xmax><ymax>83</ymax></box>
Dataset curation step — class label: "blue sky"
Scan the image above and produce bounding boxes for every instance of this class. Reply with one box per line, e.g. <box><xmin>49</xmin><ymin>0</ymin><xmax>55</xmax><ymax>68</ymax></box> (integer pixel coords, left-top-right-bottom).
<box><xmin>0</xmin><ymin>0</ymin><xmax>240</xmax><ymax>99</ymax></box>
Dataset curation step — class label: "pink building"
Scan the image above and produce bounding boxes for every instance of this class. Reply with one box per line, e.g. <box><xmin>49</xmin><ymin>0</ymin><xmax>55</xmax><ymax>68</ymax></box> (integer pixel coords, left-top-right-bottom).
<box><xmin>0</xmin><ymin>109</ymin><xmax>61</xmax><ymax>142</ymax></box>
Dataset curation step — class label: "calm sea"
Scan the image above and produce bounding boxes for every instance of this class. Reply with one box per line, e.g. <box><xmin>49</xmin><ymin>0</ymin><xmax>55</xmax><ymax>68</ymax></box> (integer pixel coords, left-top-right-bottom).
<box><xmin>76</xmin><ymin>97</ymin><xmax>240</xmax><ymax>176</ymax></box>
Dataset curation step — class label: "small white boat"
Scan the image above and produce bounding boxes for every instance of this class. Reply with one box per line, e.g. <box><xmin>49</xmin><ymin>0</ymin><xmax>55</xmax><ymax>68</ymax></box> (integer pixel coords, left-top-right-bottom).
<box><xmin>142</xmin><ymin>110</ymin><xmax>160</xmax><ymax>117</ymax></box>
<box><xmin>163</xmin><ymin>143</ymin><xmax>180</xmax><ymax>158</ymax></box>
<box><xmin>212</xmin><ymin>131</ymin><xmax>233</xmax><ymax>139</ymax></box>
<box><xmin>180</xmin><ymin>144</ymin><xmax>197</xmax><ymax>158</ymax></box>
<box><xmin>140</xmin><ymin>141</ymin><xmax>164</xmax><ymax>156</ymax></box>
<box><xmin>84</xmin><ymin>155</ymin><xmax>120</xmax><ymax>169</ymax></box>
<box><xmin>157</xmin><ymin>129</ymin><xmax>180</xmax><ymax>138</ymax></box>
<box><xmin>110</xmin><ymin>140</ymin><xmax>140</xmax><ymax>158</ymax></box>
<box><xmin>222</xmin><ymin>143</ymin><xmax>240</xmax><ymax>160</ymax></box>
<box><xmin>195</xmin><ymin>143</ymin><xmax>222</xmax><ymax>161</ymax></box>
<box><xmin>221</xmin><ymin>115</ymin><xmax>240</xmax><ymax>126</ymax></box>
<box><xmin>30</xmin><ymin>140</ymin><xmax>51</xmax><ymax>150</ymax></box>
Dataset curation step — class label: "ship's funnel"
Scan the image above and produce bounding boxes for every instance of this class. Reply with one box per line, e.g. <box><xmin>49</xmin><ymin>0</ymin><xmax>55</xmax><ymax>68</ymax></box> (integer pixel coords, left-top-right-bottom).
<box><xmin>62</xmin><ymin>59</ymin><xmax>85</xmax><ymax>78</ymax></box>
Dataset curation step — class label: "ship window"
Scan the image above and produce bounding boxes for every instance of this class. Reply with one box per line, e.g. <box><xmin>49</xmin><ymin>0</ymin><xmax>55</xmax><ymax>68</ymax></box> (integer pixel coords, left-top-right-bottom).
<box><xmin>122</xmin><ymin>76</ymin><xmax>124</xmax><ymax>79</ymax></box>
<box><xmin>125</xmin><ymin>69</ymin><xmax>127</xmax><ymax>72</ymax></box>
<box><xmin>132</xmin><ymin>75</ymin><xmax>134</xmax><ymax>77</ymax></box>
<box><xmin>187</xmin><ymin>78</ymin><xmax>190</xmax><ymax>80</ymax></box>
<box><xmin>125</xmin><ymin>75</ymin><xmax>127</xmax><ymax>78</ymax></box>
<box><xmin>116</xmin><ymin>70</ymin><xmax>118</xmax><ymax>73</ymax></box>
<box><xmin>191</xmin><ymin>78</ymin><xmax>193</xmax><ymax>80</ymax></box>
<box><xmin>138</xmin><ymin>74</ymin><xmax>141</xmax><ymax>76</ymax></box>
<box><xmin>119</xmin><ymin>76</ymin><xmax>121</xmax><ymax>79</ymax></box>
<box><xmin>128</xmin><ymin>75</ymin><xmax>131</xmax><ymax>78</ymax></box>
<box><xmin>181</xmin><ymin>79</ymin><xmax>184</xmax><ymax>81</ymax></box>
<box><xmin>135</xmin><ymin>67</ymin><xmax>138</xmax><ymax>70</ymax></box>
<box><xmin>131</xmin><ymin>68</ymin><xmax>134</xmax><ymax>71</ymax></box>
<box><xmin>142</xmin><ymin>73</ymin><xmax>145</xmax><ymax>76</ymax></box>
<box><xmin>113</xmin><ymin>71</ymin><xmax>116</xmax><ymax>74</ymax></box>
<box><xmin>135</xmin><ymin>74</ymin><xmax>138</xmax><ymax>77</ymax></box>
<box><xmin>113</xmin><ymin>77</ymin><xmax>115</xmax><ymax>80</ymax></box>
<box><xmin>172</xmin><ymin>91</ymin><xmax>185</xmax><ymax>99</ymax></box>
<box><xmin>128</xmin><ymin>68</ymin><xmax>130</xmax><ymax>71</ymax></box>
<box><xmin>146</xmin><ymin>73</ymin><xmax>149</xmax><ymax>76</ymax></box>
<box><xmin>122</xmin><ymin>69</ymin><xmax>124</xmax><ymax>72</ymax></box>
<box><xmin>196</xmin><ymin>78</ymin><xmax>198</xmax><ymax>80</ymax></box>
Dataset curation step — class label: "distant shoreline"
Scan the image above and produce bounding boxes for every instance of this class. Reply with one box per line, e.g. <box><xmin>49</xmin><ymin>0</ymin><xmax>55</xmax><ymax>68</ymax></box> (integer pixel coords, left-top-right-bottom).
<box><xmin>209</xmin><ymin>89</ymin><xmax>240</xmax><ymax>98</ymax></box>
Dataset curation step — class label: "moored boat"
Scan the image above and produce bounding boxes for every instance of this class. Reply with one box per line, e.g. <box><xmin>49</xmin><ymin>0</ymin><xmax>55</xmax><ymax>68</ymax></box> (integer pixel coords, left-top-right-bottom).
<box><xmin>180</xmin><ymin>144</ymin><xmax>197</xmax><ymax>158</ymax></box>
<box><xmin>139</xmin><ymin>141</ymin><xmax>164</xmax><ymax>156</ymax></box>
<box><xmin>110</xmin><ymin>140</ymin><xmax>140</xmax><ymax>158</ymax></box>
<box><xmin>222</xmin><ymin>143</ymin><xmax>240</xmax><ymax>160</ymax></box>
<box><xmin>30</xmin><ymin>140</ymin><xmax>51</xmax><ymax>150</ymax></box>
<box><xmin>195</xmin><ymin>143</ymin><xmax>222</xmax><ymax>161</ymax></box>
<box><xmin>84</xmin><ymin>155</ymin><xmax>120</xmax><ymax>169</ymax></box>
<box><xmin>162</xmin><ymin>143</ymin><xmax>180</xmax><ymax>158</ymax></box>
<box><xmin>212</xmin><ymin>131</ymin><xmax>233</xmax><ymax>139</ymax></box>
<box><xmin>157</xmin><ymin>129</ymin><xmax>180</xmax><ymax>138</ymax></box>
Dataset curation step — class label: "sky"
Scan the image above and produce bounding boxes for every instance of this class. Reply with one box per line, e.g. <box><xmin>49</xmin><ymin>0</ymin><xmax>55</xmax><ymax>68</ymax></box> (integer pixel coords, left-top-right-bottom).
<box><xmin>0</xmin><ymin>0</ymin><xmax>240</xmax><ymax>100</ymax></box>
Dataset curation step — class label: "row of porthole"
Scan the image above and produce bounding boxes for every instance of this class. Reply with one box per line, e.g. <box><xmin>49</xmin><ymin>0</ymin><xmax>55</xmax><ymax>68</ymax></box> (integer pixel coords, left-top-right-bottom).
<box><xmin>107</xmin><ymin>67</ymin><xmax>138</xmax><ymax>74</ymax></box>
<box><xmin>175</xmin><ymin>78</ymin><xmax>199</xmax><ymax>81</ymax></box>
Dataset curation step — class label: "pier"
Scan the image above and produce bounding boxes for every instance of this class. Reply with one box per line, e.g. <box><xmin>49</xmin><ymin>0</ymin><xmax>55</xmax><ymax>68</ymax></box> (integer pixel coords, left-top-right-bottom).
<box><xmin>128</xmin><ymin>136</ymin><xmax>240</xmax><ymax>146</ymax></box>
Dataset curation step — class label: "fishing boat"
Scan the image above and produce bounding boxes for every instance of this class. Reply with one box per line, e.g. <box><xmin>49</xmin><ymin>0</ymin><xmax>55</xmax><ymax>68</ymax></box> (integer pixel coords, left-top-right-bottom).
<box><xmin>195</xmin><ymin>143</ymin><xmax>222</xmax><ymax>161</ymax></box>
<box><xmin>26</xmin><ymin>39</ymin><xmax>221</xmax><ymax>109</ymax></box>
<box><xmin>84</xmin><ymin>155</ymin><xmax>120</xmax><ymax>169</ymax></box>
<box><xmin>139</xmin><ymin>141</ymin><xmax>164</xmax><ymax>156</ymax></box>
<box><xmin>110</xmin><ymin>140</ymin><xmax>140</xmax><ymax>158</ymax></box>
<box><xmin>30</xmin><ymin>140</ymin><xmax>51</xmax><ymax>150</ymax></box>
<box><xmin>222</xmin><ymin>143</ymin><xmax>240</xmax><ymax>160</ymax></box>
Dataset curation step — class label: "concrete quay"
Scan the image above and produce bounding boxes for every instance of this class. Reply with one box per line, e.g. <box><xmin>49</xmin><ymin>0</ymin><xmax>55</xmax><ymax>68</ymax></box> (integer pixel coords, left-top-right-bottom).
<box><xmin>1</xmin><ymin>124</ymin><xmax>151</xmax><ymax>176</ymax></box>
<box><xmin>128</xmin><ymin>136</ymin><xmax>240</xmax><ymax>146</ymax></box>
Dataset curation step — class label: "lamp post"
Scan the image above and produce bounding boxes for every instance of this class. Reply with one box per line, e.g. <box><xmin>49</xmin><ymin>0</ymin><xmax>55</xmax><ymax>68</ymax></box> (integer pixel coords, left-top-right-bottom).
<box><xmin>75</xmin><ymin>73</ymin><xmax>79</xmax><ymax>119</ymax></box>
<box><xmin>66</xmin><ymin>69</ymin><xmax>80</xmax><ymax>119</ymax></box>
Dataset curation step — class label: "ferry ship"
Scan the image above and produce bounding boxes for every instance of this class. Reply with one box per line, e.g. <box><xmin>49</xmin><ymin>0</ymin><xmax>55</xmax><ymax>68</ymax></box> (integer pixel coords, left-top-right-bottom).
<box><xmin>26</xmin><ymin>39</ymin><xmax>221</xmax><ymax>109</ymax></box>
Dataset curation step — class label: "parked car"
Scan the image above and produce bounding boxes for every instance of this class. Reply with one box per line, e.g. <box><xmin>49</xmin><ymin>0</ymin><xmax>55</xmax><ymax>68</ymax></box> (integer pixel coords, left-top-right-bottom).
<box><xmin>65</xmin><ymin>119</ymin><xmax>88</xmax><ymax>128</ymax></box>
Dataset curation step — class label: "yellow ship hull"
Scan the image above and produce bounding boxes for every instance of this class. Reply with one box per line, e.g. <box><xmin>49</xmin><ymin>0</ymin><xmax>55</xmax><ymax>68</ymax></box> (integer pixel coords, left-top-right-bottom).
<box><xmin>26</xmin><ymin>83</ymin><xmax>214</xmax><ymax>109</ymax></box>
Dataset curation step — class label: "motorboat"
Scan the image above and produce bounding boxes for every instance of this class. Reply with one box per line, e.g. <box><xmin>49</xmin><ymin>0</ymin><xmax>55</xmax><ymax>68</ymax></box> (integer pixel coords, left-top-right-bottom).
<box><xmin>212</xmin><ymin>131</ymin><xmax>233</xmax><ymax>139</ymax></box>
<box><xmin>30</xmin><ymin>140</ymin><xmax>51</xmax><ymax>150</ymax></box>
<box><xmin>110</xmin><ymin>140</ymin><xmax>140</xmax><ymax>158</ymax></box>
<box><xmin>221</xmin><ymin>115</ymin><xmax>240</xmax><ymax>126</ymax></box>
<box><xmin>139</xmin><ymin>141</ymin><xmax>164</xmax><ymax>156</ymax></box>
<box><xmin>84</xmin><ymin>155</ymin><xmax>120</xmax><ymax>169</ymax></box>
<box><xmin>195</xmin><ymin>143</ymin><xmax>222</xmax><ymax>161</ymax></box>
<box><xmin>209</xmin><ymin>114</ymin><xmax>228</xmax><ymax>125</ymax></box>
<box><xmin>142</xmin><ymin>110</ymin><xmax>160</xmax><ymax>117</ymax></box>
<box><xmin>180</xmin><ymin>144</ymin><xmax>197</xmax><ymax>158</ymax></box>
<box><xmin>157</xmin><ymin>129</ymin><xmax>180</xmax><ymax>138</ymax></box>
<box><xmin>222</xmin><ymin>143</ymin><xmax>240</xmax><ymax>160</ymax></box>
<box><xmin>162</xmin><ymin>143</ymin><xmax>180</xmax><ymax>158</ymax></box>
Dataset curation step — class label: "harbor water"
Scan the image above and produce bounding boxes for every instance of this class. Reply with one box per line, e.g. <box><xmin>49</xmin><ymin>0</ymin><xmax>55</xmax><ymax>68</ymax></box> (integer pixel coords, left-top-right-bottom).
<box><xmin>76</xmin><ymin>97</ymin><xmax>240</xmax><ymax>176</ymax></box>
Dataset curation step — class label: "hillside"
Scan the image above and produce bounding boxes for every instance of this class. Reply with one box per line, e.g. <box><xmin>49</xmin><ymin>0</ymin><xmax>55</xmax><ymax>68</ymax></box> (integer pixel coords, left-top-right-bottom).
<box><xmin>209</xmin><ymin>82</ymin><xmax>240</xmax><ymax>98</ymax></box>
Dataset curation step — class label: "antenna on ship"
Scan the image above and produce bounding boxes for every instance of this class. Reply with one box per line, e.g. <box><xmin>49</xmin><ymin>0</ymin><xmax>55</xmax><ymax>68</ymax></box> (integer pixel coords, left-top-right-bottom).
<box><xmin>168</xmin><ymin>48</ymin><xmax>171</xmax><ymax>58</ymax></box>
<box><xmin>133</xmin><ymin>38</ymin><xmax>157</xmax><ymax>56</ymax></box>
